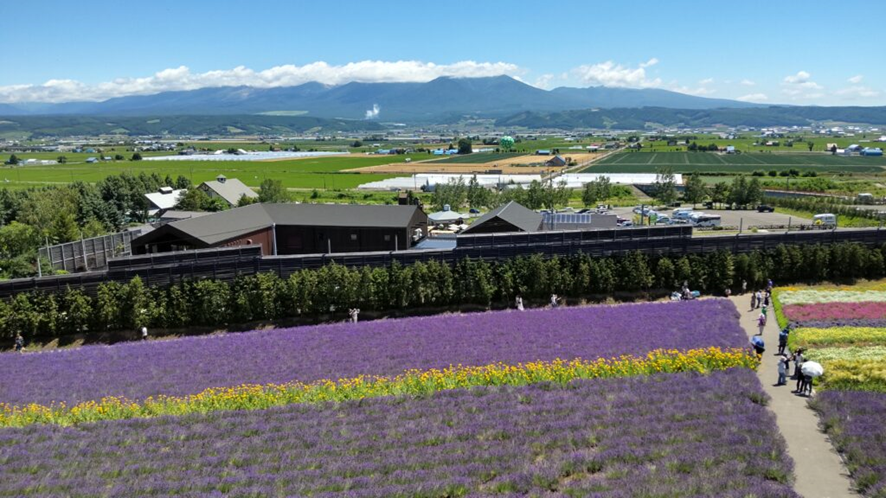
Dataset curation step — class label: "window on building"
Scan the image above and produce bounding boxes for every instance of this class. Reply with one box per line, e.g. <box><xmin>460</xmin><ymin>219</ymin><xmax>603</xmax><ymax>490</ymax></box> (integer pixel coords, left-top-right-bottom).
<box><xmin>384</xmin><ymin>234</ymin><xmax>391</xmax><ymax>242</ymax></box>
<box><xmin>350</xmin><ymin>233</ymin><xmax>358</xmax><ymax>241</ymax></box>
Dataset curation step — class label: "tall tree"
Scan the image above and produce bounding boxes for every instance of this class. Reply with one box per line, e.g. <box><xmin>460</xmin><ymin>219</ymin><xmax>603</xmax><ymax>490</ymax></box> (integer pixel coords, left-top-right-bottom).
<box><xmin>652</xmin><ymin>167</ymin><xmax>678</xmax><ymax>206</ymax></box>
<box><xmin>457</xmin><ymin>138</ymin><xmax>473</xmax><ymax>155</ymax></box>
<box><xmin>682</xmin><ymin>173</ymin><xmax>708</xmax><ymax>207</ymax></box>
<box><xmin>258</xmin><ymin>179</ymin><xmax>289</xmax><ymax>203</ymax></box>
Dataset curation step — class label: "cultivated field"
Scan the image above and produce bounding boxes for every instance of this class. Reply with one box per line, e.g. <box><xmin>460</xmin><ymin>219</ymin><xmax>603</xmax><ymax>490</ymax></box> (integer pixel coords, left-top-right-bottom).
<box><xmin>425</xmin><ymin>152</ymin><xmax>524</xmax><ymax>164</ymax></box>
<box><xmin>585</xmin><ymin>151</ymin><xmax>886</xmax><ymax>173</ymax></box>
<box><xmin>773</xmin><ymin>282</ymin><xmax>886</xmax><ymax>495</ymax></box>
<box><xmin>0</xmin><ymin>155</ymin><xmax>406</xmax><ymax>189</ymax></box>
<box><xmin>0</xmin><ymin>300</ymin><xmax>797</xmax><ymax>496</ymax></box>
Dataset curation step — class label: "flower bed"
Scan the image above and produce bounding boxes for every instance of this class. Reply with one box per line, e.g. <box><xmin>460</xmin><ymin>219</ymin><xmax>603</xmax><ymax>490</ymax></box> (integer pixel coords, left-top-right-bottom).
<box><xmin>804</xmin><ymin>346</ymin><xmax>886</xmax><ymax>363</ymax></box>
<box><xmin>810</xmin><ymin>390</ymin><xmax>886</xmax><ymax>496</ymax></box>
<box><xmin>0</xmin><ymin>300</ymin><xmax>746</xmax><ymax>407</ymax></box>
<box><xmin>782</xmin><ymin>302</ymin><xmax>886</xmax><ymax>325</ymax></box>
<box><xmin>791</xmin><ymin>327</ymin><xmax>886</xmax><ymax>349</ymax></box>
<box><xmin>778</xmin><ymin>290</ymin><xmax>886</xmax><ymax>306</ymax></box>
<box><xmin>1</xmin><ymin>348</ymin><xmax>757</xmax><ymax>428</ymax></box>
<box><xmin>0</xmin><ymin>370</ymin><xmax>798</xmax><ymax>497</ymax></box>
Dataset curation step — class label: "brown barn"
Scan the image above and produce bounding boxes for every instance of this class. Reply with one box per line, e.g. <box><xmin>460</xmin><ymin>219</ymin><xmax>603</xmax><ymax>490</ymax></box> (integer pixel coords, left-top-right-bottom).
<box><xmin>131</xmin><ymin>203</ymin><xmax>428</xmax><ymax>255</ymax></box>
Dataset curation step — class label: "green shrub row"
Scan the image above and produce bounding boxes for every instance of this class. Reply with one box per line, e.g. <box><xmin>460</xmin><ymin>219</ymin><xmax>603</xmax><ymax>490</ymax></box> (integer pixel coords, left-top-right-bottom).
<box><xmin>2</xmin><ymin>241</ymin><xmax>885</xmax><ymax>340</ymax></box>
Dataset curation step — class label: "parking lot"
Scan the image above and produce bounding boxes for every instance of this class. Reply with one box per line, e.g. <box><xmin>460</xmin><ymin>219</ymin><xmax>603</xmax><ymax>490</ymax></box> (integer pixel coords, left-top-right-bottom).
<box><xmin>609</xmin><ymin>205</ymin><xmax>812</xmax><ymax>228</ymax></box>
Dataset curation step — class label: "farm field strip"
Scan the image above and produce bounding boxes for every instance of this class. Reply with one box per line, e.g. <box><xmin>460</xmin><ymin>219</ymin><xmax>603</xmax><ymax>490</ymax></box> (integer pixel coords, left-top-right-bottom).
<box><xmin>0</xmin><ymin>370</ymin><xmax>798</xmax><ymax>498</ymax></box>
<box><xmin>0</xmin><ymin>300</ymin><xmax>747</xmax><ymax>407</ymax></box>
<box><xmin>425</xmin><ymin>152</ymin><xmax>524</xmax><ymax>164</ymax></box>
<box><xmin>1</xmin><ymin>347</ymin><xmax>756</xmax><ymax>428</ymax></box>
<box><xmin>585</xmin><ymin>151</ymin><xmax>886</xmax><ymax>173</ymax></box>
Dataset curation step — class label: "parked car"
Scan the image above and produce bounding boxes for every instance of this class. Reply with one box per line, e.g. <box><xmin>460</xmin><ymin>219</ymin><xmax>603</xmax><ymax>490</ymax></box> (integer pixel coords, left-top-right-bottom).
<box><xmin>757</xmin><ymin>205</ymin><xmax>775</xmax><ymax>213</ymax></box>
<box><xmin>654</xmin><ymin>216</ymin><xmax>672</xmax><ymax>225</ymax></box>
<box><xmin>469</xmin><ymin>208</ymin><xmax>480</xmax><ymax>214</ymax></box>
<box><xmin>813</xmin><ymin>213</ymin><xmax>837</xmax><ymax>227</ymax></box>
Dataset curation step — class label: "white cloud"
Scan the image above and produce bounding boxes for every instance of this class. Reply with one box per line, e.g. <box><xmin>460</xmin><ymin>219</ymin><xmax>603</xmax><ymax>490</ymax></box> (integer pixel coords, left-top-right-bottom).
<box><xmin>848</xmin><ymin>74</ymin><xmax>864</xmax><ymax>84</ymax></box>
<box><xmin>698</xmin><ymin>78</ymin><xmax>714</xmax><ymax>85</ymax></box>
<box><xmin>573</xmin><ymin>58</ymin><xmax>662</xmax><ymax>88</ymax></box>
<box><xmin>781</xmin><ymin>70</ymin><xmax>824</xmax><ymax>99</ymax></box>
<box><xmin>532</xmin><ymin>74</ymin><xmax>556</xmax><ymax>89</ymax></box>
<box><xmin>670</xmin><ymin>85</ymin><xmax>716</xmax><ymax>96</ymax></box>
<box><xmin>740</xmin><ymin>79</ymin><xmax>756</xmax><ymax>86</ymax></box>
<box><xmin>0</xmin><ymin>60</ymin><xmax>523</xmax><ymax>103</ymax></box>
<box><xmin>834</xmin><ymin>86</ymin><xmax>881</xmax><ymax>99</ymax></box>
<box><xmin>736</xmin><ymin>93</ymin><xmax>768</xmax><ymax>102</ymax></box>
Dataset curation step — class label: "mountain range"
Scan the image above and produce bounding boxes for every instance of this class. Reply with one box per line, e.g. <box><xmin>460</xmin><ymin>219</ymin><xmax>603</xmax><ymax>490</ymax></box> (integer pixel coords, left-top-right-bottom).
<box><xmin>0</xmin><ymin>76</ymin><xmax>758</xmax><ymax>121</ymax></box>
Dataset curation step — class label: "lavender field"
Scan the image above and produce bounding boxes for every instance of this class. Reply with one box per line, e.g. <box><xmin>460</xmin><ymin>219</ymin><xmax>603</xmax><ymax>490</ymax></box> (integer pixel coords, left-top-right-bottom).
<box><xmin>0</xmin><ymin>370</ymin><xmax>797</xmax><ymax>497</ymax></box>
<box><xmin>0</xmin><ymin>300</ymin><xmax>745</xmax><ymax>406</ymax></box>
<box><xmin>811</xmin><ymin>391</ymin><xmax>886</xmax><ymax>497</ymax></box>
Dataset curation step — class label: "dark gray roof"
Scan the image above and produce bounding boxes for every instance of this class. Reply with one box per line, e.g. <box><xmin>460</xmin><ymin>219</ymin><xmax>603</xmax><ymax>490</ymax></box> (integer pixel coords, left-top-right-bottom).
<box><xmin>462</xmin><ymin>201</ymin><xmax>542</xmax><ymax>233</ymax></box>
<box><xmin>140</xmin><ymin>203</ymin><xmax>426</xmax><ymax>246</ymax></box>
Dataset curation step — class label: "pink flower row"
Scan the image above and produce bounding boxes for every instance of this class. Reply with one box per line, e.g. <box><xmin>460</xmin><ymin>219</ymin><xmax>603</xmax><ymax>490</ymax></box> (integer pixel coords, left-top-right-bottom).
<box><xmin>783</xmin><ymin>301</ymin><xmax>886</xmax><ymax>322</ymax></box>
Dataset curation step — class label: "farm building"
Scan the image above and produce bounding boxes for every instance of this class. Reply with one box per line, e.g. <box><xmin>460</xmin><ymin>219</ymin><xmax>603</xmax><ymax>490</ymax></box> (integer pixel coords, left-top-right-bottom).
<box><xmin>726</xmin><ymin>146</ymin><xmax>736</xmax><ymax>154</ymax></box>
<box><xmin>545</xmin><ymin>156</ymin><xmax>567</xmax><ymax>167</ymax></box>
<box><xmin>535</xmin><ymin>150</ymin><xmax>552</xmax><ymax>156</ymax></box>
<box><xmin>131</xmin><ymin>203</ymin><xmax>428</xmax><ymax>255</ymax></box>
<box><xmin>145</xmin><ymin>186</ymin><xmax>186</xmax><ymax>216</ymax></box>
<box><xmin>198</xmin><ymin>175</ymin><xmax>259</xmax><ymax>207</ymax></box>
<box><xmin>461</xmin><ymin>201</ymin><xmax>542</xmax><ymax>234</ymax></box>
<box><xmin>86</xmin><ymin>157</ymin><xmax>98</xmax><ymax>163</ymax></box>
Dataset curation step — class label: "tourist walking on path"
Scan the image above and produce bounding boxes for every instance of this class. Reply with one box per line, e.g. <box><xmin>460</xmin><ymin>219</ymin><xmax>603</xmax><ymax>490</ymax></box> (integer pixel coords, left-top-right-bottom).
<box><xmin>757</xmin><ymin>313</ymin><xmax>767</xmax><ymax>336</ymax></box>
<box><xmin>792</xmin><ymin>349</ymin><xmax>805</xmax><ymax>386</ymax></box>
<box><xmin>515</xmin><ymin>295</ymin><xmax>524</xmax><ymax>311</ymax></box>
<box><xmin>777</xmin><ymin>355</ymin><xmax>789</xmax><ymax>386</ymax></box>
<box><xmin>742</xmin><ymin>279</ymin><xmax>747</xmax><ymax>294</ymax></box>
<box><xmin>140</xmin><ymin>326</ymin><xmax>148</xmax><ymax>341</ymax></box>
<box><xmin>754</xmin><ymin>290</ymin><xmax>762</xmax><ymax>309</ymax></box>
<box><xmin>550</xmin><ymin>294</ymin><xmax>559</xmax><ymax>308</ymax></box>
<box><xmin>750</xmin><ymin>291</ymin><xmax>757</xmax><ymax>310</ymax></box>
<box><xmin>778</xmin><ymin>327</ymin><xmax>789</xmax><ymax>355</ymax></box>
<box><xmin>14</xmin><ymin>333</ymin><xmax>24</xmax><ymax>353</ymax></box>
<box><xmin>348</xmin><ymin>308</ymin><xmax>360</xmax><ymax>324</ymax></box>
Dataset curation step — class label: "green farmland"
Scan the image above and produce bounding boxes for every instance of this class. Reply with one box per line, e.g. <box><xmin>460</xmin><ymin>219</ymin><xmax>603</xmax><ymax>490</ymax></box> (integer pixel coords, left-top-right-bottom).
<box><xmin>0</xmin><ymin>154</ymin><xmax>407</xmax><ymax>190</ymax></box>
<box><xmin>426</xmin><ymin>152</ymin><xmax>524</xmax><ymax>164</ymax></box>
<box><xmin>584</xmin><ymin>151</ymin><xmax>886</xmax><ymax>174</ymax></box>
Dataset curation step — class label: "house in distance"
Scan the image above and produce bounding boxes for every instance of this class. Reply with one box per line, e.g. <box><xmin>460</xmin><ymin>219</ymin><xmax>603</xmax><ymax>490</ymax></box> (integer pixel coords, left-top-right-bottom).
<box><xmin>199</xmin><ymin>175</ymin><xmax>259</xmax><ymax>208</ymax></box>
<box><xmin>131</xmin><ymin>203</ymin><xmax>428</xmax><ymax>255</ymax></box>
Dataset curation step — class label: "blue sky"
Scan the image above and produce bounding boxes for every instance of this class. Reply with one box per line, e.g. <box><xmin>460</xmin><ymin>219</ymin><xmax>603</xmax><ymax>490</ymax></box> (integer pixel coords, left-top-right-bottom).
<box><xmin>1</xmin><ymin>0</ymin><xmax>884</xmax><ymax>105</ymax></box>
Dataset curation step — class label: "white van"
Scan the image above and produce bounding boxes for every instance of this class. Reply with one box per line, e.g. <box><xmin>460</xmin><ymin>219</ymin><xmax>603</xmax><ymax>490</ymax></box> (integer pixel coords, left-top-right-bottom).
<box><xmin>813</xmin><ymin>213</ymin><xmax>837</xmax><ymax>227</ymax></box>
<box><xmin>672</xmin><ymin>208</ymin><xmax>694</xmax><ymax>220</ymax></box>
<box><xmin>691</xmin><ymin>213</ymin><xmax>722</xmax><ymax>227</ymax></box>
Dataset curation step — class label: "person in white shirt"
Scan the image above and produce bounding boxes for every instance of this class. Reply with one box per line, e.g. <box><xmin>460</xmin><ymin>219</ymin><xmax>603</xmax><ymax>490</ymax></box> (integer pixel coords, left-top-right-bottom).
<box><xmin>515</xmin><ymin>295</ymin><xmax>524</xmax><ymax>311</ymax></box>
<box><xmin>140</xmin><ymin>326</ymin><xmax>148</xmax><ymax>340</ymax></box>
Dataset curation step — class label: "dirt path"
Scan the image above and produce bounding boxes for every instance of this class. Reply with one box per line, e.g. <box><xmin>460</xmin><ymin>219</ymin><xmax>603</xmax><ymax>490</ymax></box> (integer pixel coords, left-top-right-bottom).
<box><xmin>728</xmin><ymin>295</ymin><xmax>857</xmax><ymax>497</ymax></box>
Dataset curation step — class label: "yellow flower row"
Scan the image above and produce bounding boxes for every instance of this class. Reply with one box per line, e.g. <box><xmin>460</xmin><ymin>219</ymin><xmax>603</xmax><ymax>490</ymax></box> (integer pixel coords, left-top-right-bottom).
<box><xmin>0</xmin><ymin>347</ymin><xmax>758</xmax><ymax>428</ymax></box>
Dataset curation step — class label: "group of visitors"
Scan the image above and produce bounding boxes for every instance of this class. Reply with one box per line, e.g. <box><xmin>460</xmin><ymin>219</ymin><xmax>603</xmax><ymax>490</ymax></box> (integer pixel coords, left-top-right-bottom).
<box><xmin>511</xmin><ymin>294</ymin><xmax>561</xmax><ymax>311</ymax></box>
<box><xmin>743</xmin><ymin>279</ymin><xmax>819</xmax><ymax>397</ymax></box>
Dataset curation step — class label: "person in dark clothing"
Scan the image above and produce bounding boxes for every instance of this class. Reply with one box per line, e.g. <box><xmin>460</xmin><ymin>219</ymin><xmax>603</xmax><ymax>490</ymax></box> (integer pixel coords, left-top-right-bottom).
<box><xmin>14</xmin><ymin>333</ymin><xmax>24</xmax><ymax>353</ymax></box>
<box><xmin>778</xmin><ymin>327</ymin><xmax>789</xmax><ymax>355</ymax></box>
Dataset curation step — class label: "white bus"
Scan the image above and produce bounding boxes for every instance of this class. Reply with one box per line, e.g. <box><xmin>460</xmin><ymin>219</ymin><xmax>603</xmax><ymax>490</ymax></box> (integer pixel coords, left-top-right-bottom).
<box><xmin>691</xmin><ymin>213</ymin><xmax>722</xmax><ymax>227</ymax></box>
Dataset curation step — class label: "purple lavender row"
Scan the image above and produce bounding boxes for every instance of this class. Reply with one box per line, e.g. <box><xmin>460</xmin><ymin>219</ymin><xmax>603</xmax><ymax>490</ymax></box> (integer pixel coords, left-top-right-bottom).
<box><xmin>0</xmin><ymin>370</ymin><xmax>797</xmax><ymax>497</ymax></box>
<box><xmin>0</xmin><ymin>299</ymin><xmax>746</xmax><ymax>406</ymax></box>
<box><xmin>810</xmin><ymin>391</ymin><xmax>886</xmax><ymax>497</ymax></box>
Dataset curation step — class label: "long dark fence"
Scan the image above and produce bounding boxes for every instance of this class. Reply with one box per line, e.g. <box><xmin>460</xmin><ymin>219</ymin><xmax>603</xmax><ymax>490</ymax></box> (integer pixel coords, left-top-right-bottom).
<box><xmin>38</xmin><ymin>230</ymin><xmax>142</xmax><ymax>272</ymax></box>
<box><xmin>3</xmin><ymin>227</ymin><xmax>886</xmax><ymax>297</ymax></box>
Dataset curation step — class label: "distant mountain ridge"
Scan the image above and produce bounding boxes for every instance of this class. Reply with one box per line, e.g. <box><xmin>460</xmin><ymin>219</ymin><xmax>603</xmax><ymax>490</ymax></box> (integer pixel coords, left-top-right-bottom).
<box><xmin>0</xmin><ymin>76</ymin><xmax>759</xmax><ymax>121</ymax></box>
<box><xmin>495</xmin><ymin>106</ymin><xmax>886</xmax><ymax>130</ymax></box>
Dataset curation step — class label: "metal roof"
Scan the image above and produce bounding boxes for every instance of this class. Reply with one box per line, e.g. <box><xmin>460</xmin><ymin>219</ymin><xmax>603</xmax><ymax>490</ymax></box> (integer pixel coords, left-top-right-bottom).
<box><xmin>139</xmin><ymin>203</ymin><xmax>426</xmax><ymax>247</ymax></box>
<box><xmin>200</xmin><ymin>178</ymin><xmax>259</xmax><ymax>206</ymax></box>
<box><xmin>462</xmin><ymin>201</ymin><xmax>542</xmax><ymax>233</ymax></box>
<box><xmin>145</xmin><ymin>189</ymin><xmax>185</xmax><ymax>211</ymax></box>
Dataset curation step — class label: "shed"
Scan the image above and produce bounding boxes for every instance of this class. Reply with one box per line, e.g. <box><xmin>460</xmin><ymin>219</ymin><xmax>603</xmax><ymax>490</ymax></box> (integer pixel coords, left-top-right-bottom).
<box><xmin>545</xmin><ymin>155</ymin><xmax>567</xmax><ymax>167</ymax></box>
<box><xmin>460</xmin><ymin>201</ymin><xmax>542</xmax><ymax>234</ymax></box>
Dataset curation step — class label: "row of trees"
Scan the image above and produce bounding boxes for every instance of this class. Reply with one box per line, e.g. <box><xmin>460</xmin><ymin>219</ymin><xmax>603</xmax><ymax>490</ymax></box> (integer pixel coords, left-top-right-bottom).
<box><xmin>3</xmin><ymin>241</ymin><xmax>883</xmax><ymax>340</ymax></box>
<box><xmin>0</xmin><ymin>173</ymin><xmax>193</xmax><ymax>278</ymax></box>
<box><xmin>431</xmin><ymin>177</ymin><xmax>573</xmax><ymax>211</ymax></box>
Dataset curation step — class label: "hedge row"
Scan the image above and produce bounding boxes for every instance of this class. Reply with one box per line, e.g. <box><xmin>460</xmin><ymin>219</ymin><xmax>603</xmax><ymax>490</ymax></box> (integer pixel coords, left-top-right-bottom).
<box><xmin>2</xmin><ymin>241</ymin><xmax>884</xmax><ymax>340</ymax></box>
